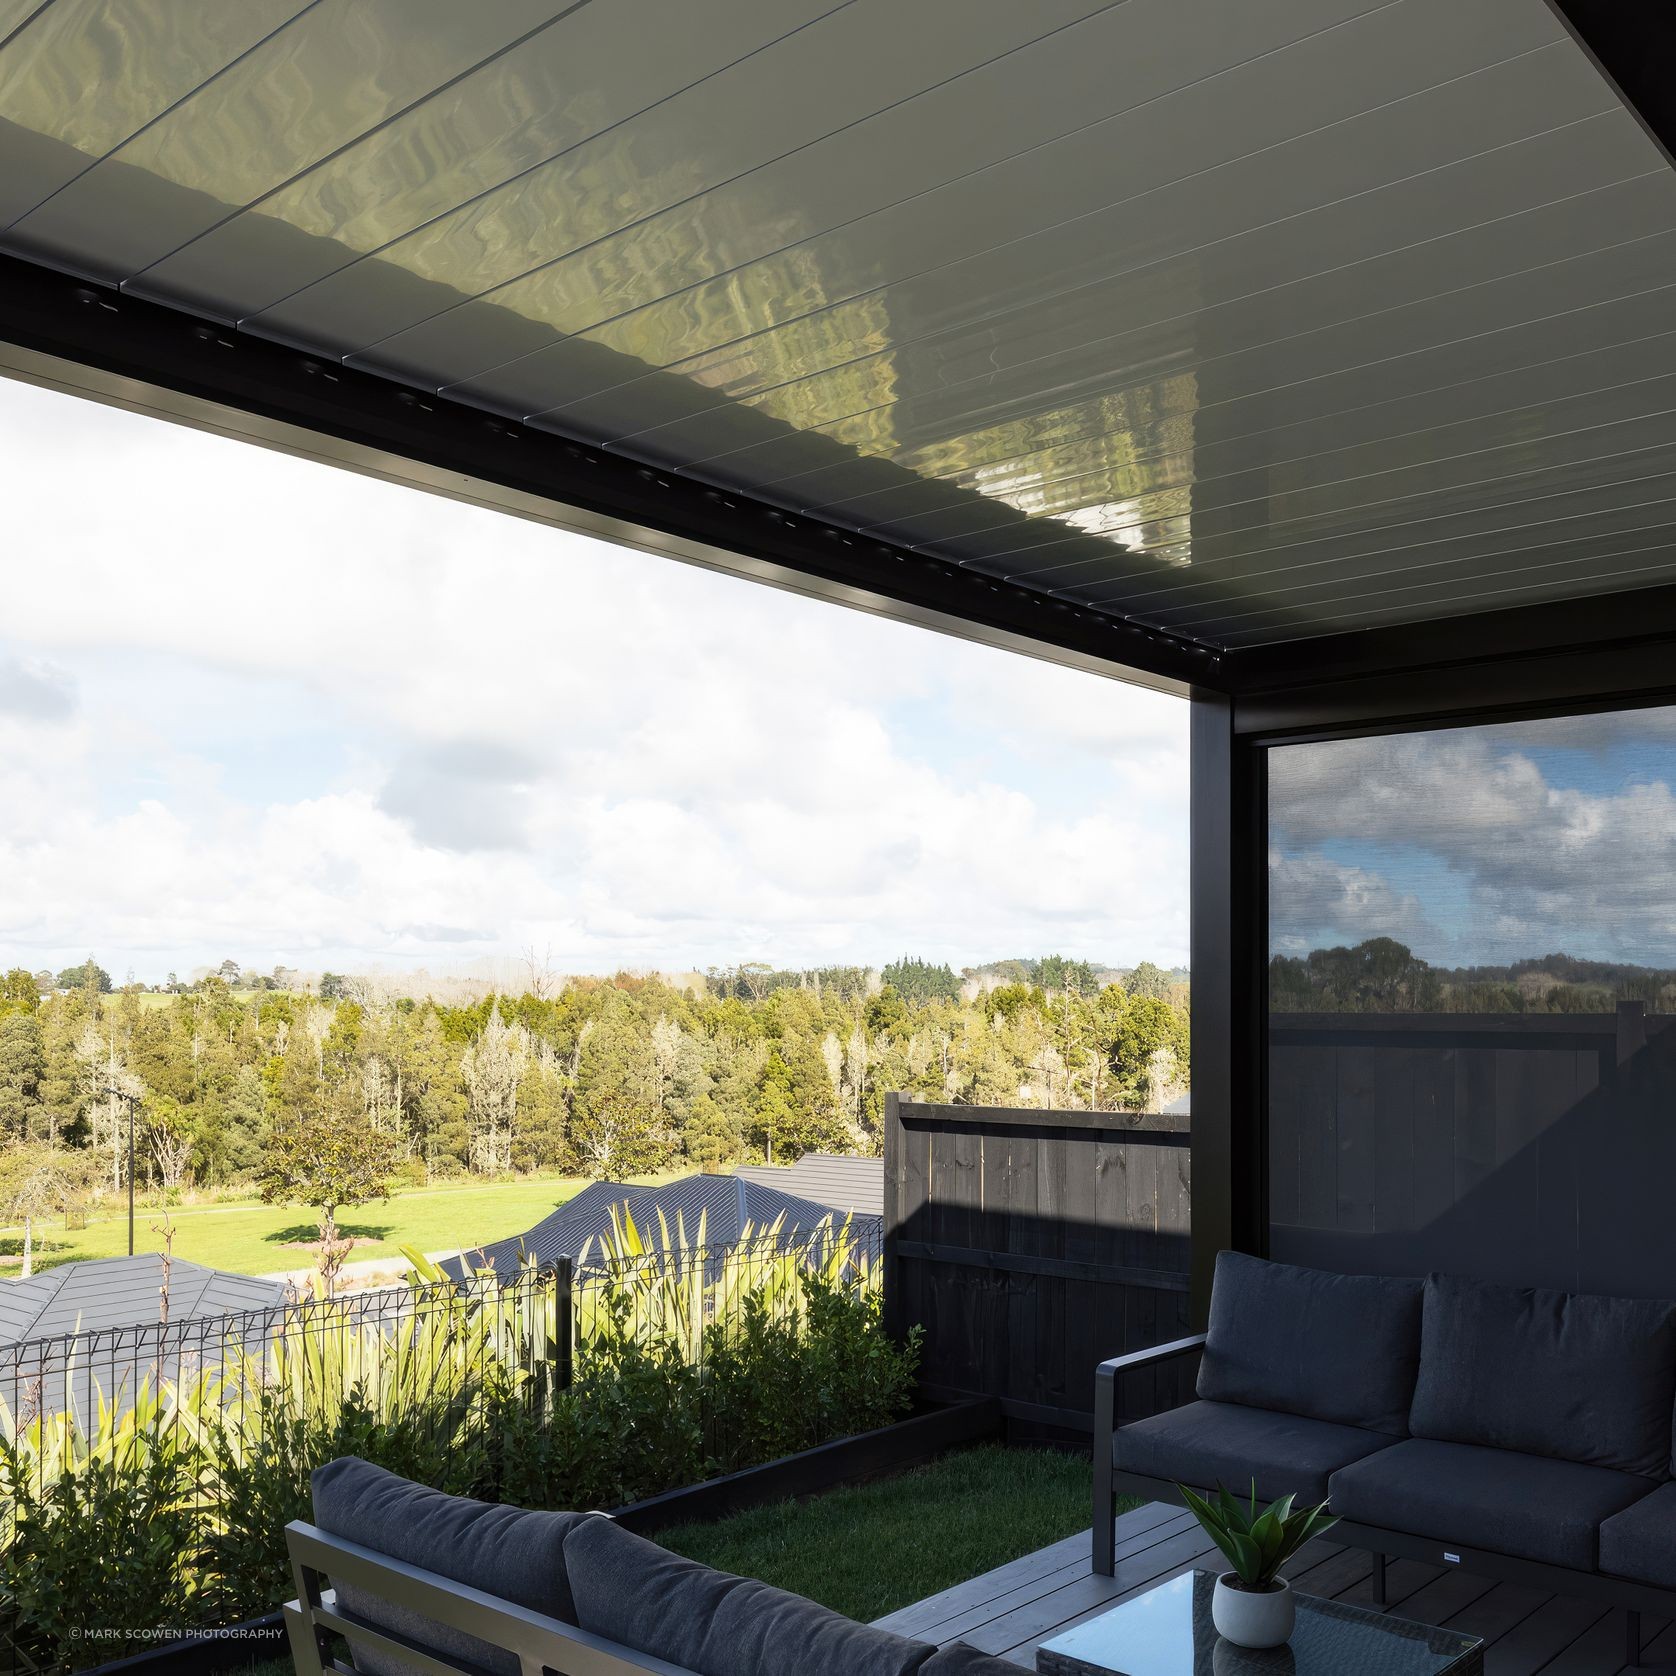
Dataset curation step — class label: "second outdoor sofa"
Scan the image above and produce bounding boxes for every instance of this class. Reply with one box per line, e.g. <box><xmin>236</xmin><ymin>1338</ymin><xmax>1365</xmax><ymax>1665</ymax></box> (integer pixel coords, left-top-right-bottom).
<box><xmin>284</xmin><ymin>1456</ymin><xmax>1024</xmax><ymax>1676</ymax></box>
<box><xmin>1096</xmin><ymin>1251</ymin><xmax>1676</xmax><ymax>1667</ymax></box>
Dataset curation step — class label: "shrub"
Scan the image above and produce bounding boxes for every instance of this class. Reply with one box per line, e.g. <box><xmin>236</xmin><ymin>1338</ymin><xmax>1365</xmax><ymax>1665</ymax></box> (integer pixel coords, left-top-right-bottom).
<box><xmin>0</xmin><ymin>1219</ymin><xmax>915</xmax><ymax>1672</ymax></box>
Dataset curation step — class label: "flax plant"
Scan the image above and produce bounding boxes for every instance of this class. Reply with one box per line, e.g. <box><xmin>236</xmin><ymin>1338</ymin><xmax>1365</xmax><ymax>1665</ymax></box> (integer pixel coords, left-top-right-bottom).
<box><xmin>1</xmin><ymin>1220</ymin><xmax>912</xmax><ymax>1674</ymax></box>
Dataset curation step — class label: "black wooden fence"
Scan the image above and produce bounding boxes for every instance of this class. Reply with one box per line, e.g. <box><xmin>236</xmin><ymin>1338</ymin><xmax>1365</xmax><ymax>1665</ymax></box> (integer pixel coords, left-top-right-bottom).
<box><xmin>882</xmin><ymin>1094</ymin><xmax>1191</xmax><ymax>1440</ymax></box>
<box><xmin>1268</xmin><ymin>1001</ymin><xmax>1676</xmax><ymax>1297</ymax></box>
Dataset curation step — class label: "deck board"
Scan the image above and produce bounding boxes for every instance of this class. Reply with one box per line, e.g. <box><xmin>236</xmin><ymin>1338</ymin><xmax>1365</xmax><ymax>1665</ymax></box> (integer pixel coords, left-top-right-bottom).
<box><xmin>878</xmin><ymin>1501</ymin><xmax>1675</xmax><ymax>1672</ymax></box>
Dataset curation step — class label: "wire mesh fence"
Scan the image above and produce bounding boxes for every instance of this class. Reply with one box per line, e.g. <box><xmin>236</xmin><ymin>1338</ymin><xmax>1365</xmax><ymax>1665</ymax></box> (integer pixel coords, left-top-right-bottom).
<box><xmin>0</xmin><ymin>1218</ymin><xmax>887</xmax><ymax>1673</ymax></box>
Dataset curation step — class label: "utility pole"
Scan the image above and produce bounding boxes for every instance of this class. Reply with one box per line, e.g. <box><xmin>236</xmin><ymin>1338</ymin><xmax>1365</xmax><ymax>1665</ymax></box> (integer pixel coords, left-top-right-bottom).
<box><xmin>107</xmin><ymin>1083</ymin><xmax>139</xmax><ymax>1256</ymax></box>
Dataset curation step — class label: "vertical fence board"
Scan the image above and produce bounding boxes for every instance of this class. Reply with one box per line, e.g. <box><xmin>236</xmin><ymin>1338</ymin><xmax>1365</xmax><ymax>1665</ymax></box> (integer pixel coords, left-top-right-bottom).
<box><xmin>883</xmin><ymin>1102</ymin><xmax>1191</xmax><ymax>1439</ymax></box>
<box><xmin>1268</xmin><ymin>1009</ymin><xmax>1676</xmax><ymax>1297</ymax></box>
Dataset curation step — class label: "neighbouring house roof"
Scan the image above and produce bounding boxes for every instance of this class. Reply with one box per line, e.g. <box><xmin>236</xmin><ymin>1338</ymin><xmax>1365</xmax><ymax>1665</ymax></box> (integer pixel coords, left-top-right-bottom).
<box><xmin>0</xmin><ymin>1254</ymin><xmax>286</xmax><ymax>1346</ymax></box>
<box><xmin>735</xmin><ymin>1154</ymin><xmax>884</xmax><ymax>1219</ymax></box>
<box><xmin>444</xmin><ymin>1172</ymin><xmax>876</xmax><ymax>1281</ymax></box>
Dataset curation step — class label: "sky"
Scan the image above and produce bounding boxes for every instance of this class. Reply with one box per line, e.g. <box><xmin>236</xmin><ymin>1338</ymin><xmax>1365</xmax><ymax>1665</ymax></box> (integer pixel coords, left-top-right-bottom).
<box><xmin>1269</xmin><ymin>707</ymin><xmax>1676</xmax><ymax>969</ymax></box>
<box><xmin>0</xmin><ymin>374</ymin><xmax>1189</xmax><ymax>986</ymax></box>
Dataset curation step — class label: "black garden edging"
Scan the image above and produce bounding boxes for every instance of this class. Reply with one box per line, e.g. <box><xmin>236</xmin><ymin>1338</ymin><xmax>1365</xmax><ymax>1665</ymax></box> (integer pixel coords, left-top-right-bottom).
<box><xmin>612</xmin><ymin>1395</ymin><xmax>1003</xmax><ymax>1535</ymax></box>
<box><xmin>88</xmin><ymin>1397</ymin><xmax>1002</xmax><ymax>1673</ymax></box>
<box><xmin>82</xmin><ymin>1612</ymin><xmax>288</xmax><ymax>1675</ymax></box>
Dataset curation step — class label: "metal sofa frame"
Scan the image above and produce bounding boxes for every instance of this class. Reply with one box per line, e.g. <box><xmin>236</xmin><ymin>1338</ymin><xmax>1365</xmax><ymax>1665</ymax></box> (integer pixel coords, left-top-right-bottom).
<box><xmin>1092</xmin><ymin>1334</ymin><xmax>1676</xmax><ymax>1670</ymax></box>
<box><xmin>283</xmin><ymin>1519</ymin><xmax>697</xmax><ymax>1676</ymax></box>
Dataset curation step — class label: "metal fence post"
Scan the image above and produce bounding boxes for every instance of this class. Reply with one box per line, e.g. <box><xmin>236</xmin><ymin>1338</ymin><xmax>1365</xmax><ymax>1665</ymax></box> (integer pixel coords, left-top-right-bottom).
<box><xmin>555</xmin><ymin>1256</ymin><xmax>573</xmax><ymax>1391</ymax></box>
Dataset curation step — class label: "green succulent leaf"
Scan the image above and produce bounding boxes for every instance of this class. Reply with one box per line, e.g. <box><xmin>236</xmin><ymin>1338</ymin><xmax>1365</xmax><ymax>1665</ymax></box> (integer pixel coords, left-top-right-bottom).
<box><xmin>1177</xmin><ymin>1481</ymin><xmax>1337</xmax><ymax>1589</ymax></box>
<box><xmin>1228</xmin><ymin>1529</ymin><xmax>1264</xmax><ymax>1584</ymax></box>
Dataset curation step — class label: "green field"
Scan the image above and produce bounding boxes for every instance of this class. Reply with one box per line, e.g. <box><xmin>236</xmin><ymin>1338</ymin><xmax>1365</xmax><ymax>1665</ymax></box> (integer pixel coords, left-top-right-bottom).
<box><xmin>2</xmin><ymin>1173</ymin><xmax>670</xmax><ymax>1279</ymax></box>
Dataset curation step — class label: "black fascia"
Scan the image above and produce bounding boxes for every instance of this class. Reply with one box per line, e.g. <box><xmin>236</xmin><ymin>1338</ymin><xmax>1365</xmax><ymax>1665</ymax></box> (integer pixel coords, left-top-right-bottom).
<box><xmin>0</xmin><ymin>250</ymin><xmax>1220</xmax><ymax>694</ymax></box>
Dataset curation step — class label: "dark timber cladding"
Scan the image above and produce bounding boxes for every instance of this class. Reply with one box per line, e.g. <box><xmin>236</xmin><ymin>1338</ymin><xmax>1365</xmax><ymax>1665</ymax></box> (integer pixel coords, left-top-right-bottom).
<box><xmin>882</xmin><ymin>1095</ymin><xmax>1191</xmax><ymax>1437</ymax></box>
<box><xmin>1268</xmin><ymin>1005</ymin><xmax>1676</xmax><ymax>1299</ymax></box>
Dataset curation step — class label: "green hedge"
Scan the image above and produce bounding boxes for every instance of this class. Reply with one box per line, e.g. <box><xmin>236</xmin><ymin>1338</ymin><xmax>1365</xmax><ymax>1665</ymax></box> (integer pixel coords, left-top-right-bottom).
<box><xmin>1</xmin><ymin>1227</ymin><xmax>917</xmax><ymax>1671</ymax></box>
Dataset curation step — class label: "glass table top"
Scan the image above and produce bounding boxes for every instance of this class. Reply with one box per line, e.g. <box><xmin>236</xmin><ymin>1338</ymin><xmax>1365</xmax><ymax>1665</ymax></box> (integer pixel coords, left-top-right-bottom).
<box><xmin>1036</xmin><ymin>1572</ymin><xmax>1482</xmax><ymax>1676</ymax></box>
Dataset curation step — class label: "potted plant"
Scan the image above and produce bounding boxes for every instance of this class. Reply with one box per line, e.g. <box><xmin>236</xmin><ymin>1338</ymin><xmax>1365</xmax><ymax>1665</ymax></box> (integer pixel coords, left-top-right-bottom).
<box><xmin>1178</xmin><ymin>1482</ymin><xmax>1337</xmax><ymax>1649</ymax></box>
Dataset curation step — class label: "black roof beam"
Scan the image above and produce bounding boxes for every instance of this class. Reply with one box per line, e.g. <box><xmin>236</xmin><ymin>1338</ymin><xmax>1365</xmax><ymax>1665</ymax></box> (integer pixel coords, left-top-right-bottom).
<box><xmin>0</xmin><ymin>251</ymin><xmax>1219</xmax><ymax>696</ymax></box>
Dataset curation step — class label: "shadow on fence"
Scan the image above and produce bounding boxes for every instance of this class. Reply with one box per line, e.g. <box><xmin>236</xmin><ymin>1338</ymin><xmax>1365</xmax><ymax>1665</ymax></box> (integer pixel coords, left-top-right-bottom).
<box><xmin>883</xmin><ymin>1094</ymin><xmax>1192</xmax><ymax>1441</ymax></box>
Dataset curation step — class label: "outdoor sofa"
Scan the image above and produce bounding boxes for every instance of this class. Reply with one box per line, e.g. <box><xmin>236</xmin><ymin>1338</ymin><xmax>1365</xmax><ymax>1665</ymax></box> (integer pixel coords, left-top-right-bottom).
<box><xmin>284</xmin><ymin>1457</ymin><xmax>1022</xmax><ymax>1675</ymax></box>
<box><xmin>1096</xmin><ymin>1251</ymin><xmax>1676</xmax><ymax>1667</ymax></box>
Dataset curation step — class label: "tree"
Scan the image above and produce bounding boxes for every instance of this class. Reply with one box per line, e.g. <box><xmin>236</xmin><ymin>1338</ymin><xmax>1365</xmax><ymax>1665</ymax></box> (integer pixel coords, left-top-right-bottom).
<box><xmin>572</xmin><ymin>1089</ymin><xmax>665</xmax><ymax>1177</ymax></box>
<box><xmin>258</xmin><ymin>1097</ymin><xmax>398</xmax><ymax>1294</ymax></box>
<box><xmin>751</xmin><ymin>1038</ymin><xmax>847</xmax><ymax>1162</ymax></box>
<box><xmin>0</xmin><ymin>1010</ymin><xmax>44</xmax><ymax>1140</ymax></box>
<box><xmin>143</xmin><ymin>1092</ymin><xmax>195</xmax><ymax>1192</ymax></box>
<box><xmin>881</xmin><ymin>957</ymin><xmax>962</xmax><ymax>1006</ymax></box>
<box><xmin>574</xmin><ymin>1004</ymin><xmax>665</xmax><ymax>1172</ymax></box>
<box><xmin>1033</xmin><ymin>954</ymin><xmax>1098</xmax><ymax>993</ymax></box>
<box><xmin>1124</xmin><ymin>960</ymin><xmax>1176</xmax><ymax>1001</ymax></box>
<box><xmin>1100</xmin><ymin>990</ymin><xmax>1190</xmax><ymax>1109</ymax></box>
<box><xmin>0</xmin><ymin>1144</ymin><xmax>89</xmax><ymax>1277</ymax></box>
<box><xmin>218</xmin><ymin>959</ymin><xmax>242</xmax><ymax>986</ymax></box>
<box><xmin>0</xmin><ymin>969</ymin><xmax>39</xmax><ymax>1015</ymax></box>
<box><xmin>56</xmin><ymin>959</ymin><xmax>112</xmax><ymax>994</ymax></box>
<box><xmin>318</xmin><ymin>973</ymin><xmax>345</xmax><ymax>1001</ymax></box>
<box><xmin>1273</xmin><ymin>938</ymin><xmax>1442</xmax><ymax>1013</ymax></box>
<box><xmin>460</xmin><ymin>1002</ymin><xmax>523</xmax><ymax>1175</ymax></box>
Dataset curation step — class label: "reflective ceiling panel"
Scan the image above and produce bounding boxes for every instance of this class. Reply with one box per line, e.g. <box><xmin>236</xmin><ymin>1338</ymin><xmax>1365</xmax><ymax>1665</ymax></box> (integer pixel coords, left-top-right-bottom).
<box><xmin>1</xmin><ymin>0</ymin><xmax>1673</xmax><ymax>651</ymax></box>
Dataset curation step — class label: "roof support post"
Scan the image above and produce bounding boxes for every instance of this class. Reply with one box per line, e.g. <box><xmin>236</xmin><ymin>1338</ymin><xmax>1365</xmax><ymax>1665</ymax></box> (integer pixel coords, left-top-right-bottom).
<box><xmin>1189</xmin><ymin>691</ymin><xmax>1267</xmax><ymax>1324</ymax></box>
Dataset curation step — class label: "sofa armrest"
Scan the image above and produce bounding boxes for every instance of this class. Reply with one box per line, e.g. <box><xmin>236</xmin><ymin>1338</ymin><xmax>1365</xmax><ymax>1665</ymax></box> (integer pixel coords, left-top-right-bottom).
<box><xmin>1092</xmin><ymin>1333</ymin><xmax>1207</xmax><ymax>1576</ymax></box>
<box><xmin>1094</xmin><ymin>1333</ymin><xmax>1207</xmax><ymax>1446</ymax></box>
<box><xmin>1095</xmin><ymin>1333</ymin><xmax>1208</xmax><ymax>1386</ymax></box>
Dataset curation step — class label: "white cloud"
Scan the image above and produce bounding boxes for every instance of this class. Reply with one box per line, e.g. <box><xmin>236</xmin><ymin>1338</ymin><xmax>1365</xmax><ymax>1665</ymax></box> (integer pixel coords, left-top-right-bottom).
<box><xmin>0</xmin><ymin>377</ymin><xmax>1188</xmax><ymax>978</ymax></box>
<box><xmin>0</xmin><ymin>655</ymin><xmax>76</xmax><ymax>722</ymax></box>
<box><xmin>1270</xmin><ymin>721</ymin><xmax>1676</xmax><ymax>966</ymax></box>
<box><xmin>1267</xmin><ymin>847</ymin><xmax>1435</xmax><ymax>956</ymax></box>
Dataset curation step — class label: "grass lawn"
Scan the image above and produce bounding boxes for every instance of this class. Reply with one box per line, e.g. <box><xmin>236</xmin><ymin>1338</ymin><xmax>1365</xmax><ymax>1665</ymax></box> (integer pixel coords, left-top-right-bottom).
<box><xmin>2</xmin><ymin>1173</ymin><xmax>671</xmax><ymax>1278</ymax></box>
<box><xmin>662</xmin><ymin>1444</ymin><xmax>1110</xmax><ymax>1625</ymax></box>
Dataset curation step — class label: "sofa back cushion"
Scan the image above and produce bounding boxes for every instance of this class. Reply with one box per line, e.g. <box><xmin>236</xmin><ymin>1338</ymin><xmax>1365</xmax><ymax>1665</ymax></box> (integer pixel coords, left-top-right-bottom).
<box><xmin>310</xmin><ymin>1457</ymin><xmax>589</xmax><ymax>1676</ymax></box>
<box><xmin>1196</xmin><ymin>1251</ymin><xmax>1423</xmax><ymax>1435</ymax></box>
<box><xmin>565</xmin><ymin>1514</ymin><xmax>935</xmax><ymax>1676</ymax></box>
<box><xmin>1410</xmin><ymin>1273</ymin><xmax>1676</xmax><ymax>1477</ymax></box>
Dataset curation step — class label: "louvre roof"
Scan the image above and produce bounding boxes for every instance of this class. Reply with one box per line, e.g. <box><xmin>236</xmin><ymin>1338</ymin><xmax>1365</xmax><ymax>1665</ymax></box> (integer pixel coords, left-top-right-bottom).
<box><xmin>1</xmin><ymin>0</ymin><xmax>1673</xmax><ymax>691</ymax></box>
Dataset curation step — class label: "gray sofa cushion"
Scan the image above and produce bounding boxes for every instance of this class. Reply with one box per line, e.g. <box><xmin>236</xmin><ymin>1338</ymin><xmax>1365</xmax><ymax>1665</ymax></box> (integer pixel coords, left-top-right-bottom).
<box><xmin>1115</xmin><ymin>1399</ymin><xmax>1394</xmax><ymax>1505</ymax></box>
<box><xmin>1329</xmin><ymin>1438</ymin><xmax>1654</xmax><ymax>1571</ymax></box>
<box><xmin>1601</xmin><ymin>1482</ymin><xmax>1676</xmax><ymax>1588</ymax></box>
<box><xmin>565</xmin><ymin>1514</ymin><xmax>936</xmax><ymax>1676</ymax></box>
<box><xmin>1409</xmin><ymin>1273</ymin><xmax>1676</xmax><ymax>1476</ymax></box>
<box><xmin>311</xmin><ymin>1457</ymin><xmax>589</xmax><ymax>1676</ymax></box>
<box><xmin>1196</xmin><ymin>1252</ymin><xmax>1422</xmax><ymax>1434</ymax></box>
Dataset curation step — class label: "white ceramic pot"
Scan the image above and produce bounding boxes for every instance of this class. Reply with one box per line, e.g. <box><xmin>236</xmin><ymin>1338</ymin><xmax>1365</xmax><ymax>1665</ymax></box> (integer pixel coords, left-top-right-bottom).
<box><xmin>1211</xmin><ymin>1573</ymin><xmax>1295</xmax><ymax>1649</ymax></box>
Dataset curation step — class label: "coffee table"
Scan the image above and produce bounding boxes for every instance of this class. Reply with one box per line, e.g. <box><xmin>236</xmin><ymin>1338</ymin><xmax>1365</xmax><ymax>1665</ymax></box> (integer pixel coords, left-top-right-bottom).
<box><xmin>1036</xmin><ymin>1571</ymin><xmax>1482</xmax><ymax>1675</ymax></box>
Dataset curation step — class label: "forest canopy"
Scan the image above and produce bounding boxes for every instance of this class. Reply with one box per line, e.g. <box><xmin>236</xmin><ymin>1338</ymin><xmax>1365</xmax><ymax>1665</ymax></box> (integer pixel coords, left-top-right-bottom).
<box><xmin>0</xmin><ymin>957</ymin><xmax>1190</xmax><ymax>1203</ymax></box>
<box><xmin>1270</xmin><ymin>938</ymin><xmax>1676</xmax><ymax>1013</ymax></box>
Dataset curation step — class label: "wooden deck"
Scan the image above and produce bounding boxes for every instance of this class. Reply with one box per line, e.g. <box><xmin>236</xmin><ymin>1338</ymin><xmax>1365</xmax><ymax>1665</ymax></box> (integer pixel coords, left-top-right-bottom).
<box><xmin>874</xmin><ymin>1502</ymin><xmax>1676</xmax><ymax>1672</ymax></box>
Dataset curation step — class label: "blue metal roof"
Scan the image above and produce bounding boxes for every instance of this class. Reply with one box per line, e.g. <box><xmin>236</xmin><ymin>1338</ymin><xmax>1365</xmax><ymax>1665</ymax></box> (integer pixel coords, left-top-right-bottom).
<box><xmin>0</xmin><ymin>1255</ymin><xmax>285</xmax><ymax>1345</ymax></box>
<box><xmin>736</xmin><ymin>1155</ymin><xmax>884</xmax><ymax>1218</ymax></box>
<box><xmin>444</xmin><ymin>1172</ymin><xmax>878</xmax><ymax>1280</ymax></box>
